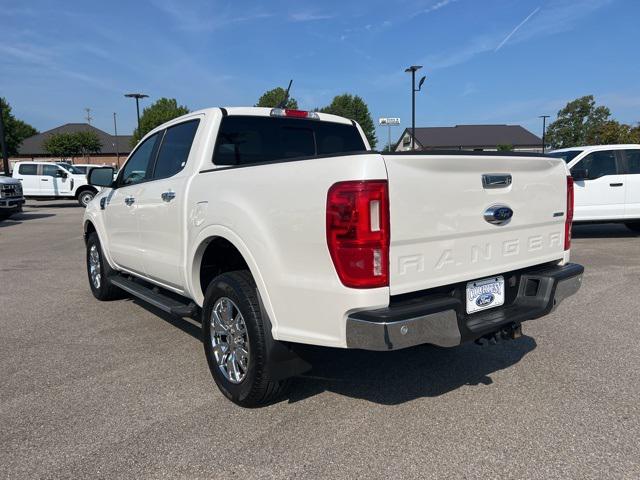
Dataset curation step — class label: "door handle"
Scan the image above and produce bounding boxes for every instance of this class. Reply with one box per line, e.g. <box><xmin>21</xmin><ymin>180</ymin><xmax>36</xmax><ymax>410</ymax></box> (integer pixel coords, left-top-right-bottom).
<box><xmin>610</xmin><ymin>183</ymin><xmax>623</xmax><ymax>187</ymax></box>
<box><xmin>41</xmin><ymin>179</ymin><xmax>49</xmax><ymax>181</ymax></box>
<box><xmin>124</xmin><ymin>196</ymin><xmax>135</xmax><ymax>206</ymax></box>
<box><xmin>161</xmin><ymin>191</ymin><xmax>176</xmax><ymax>202</ymax></box>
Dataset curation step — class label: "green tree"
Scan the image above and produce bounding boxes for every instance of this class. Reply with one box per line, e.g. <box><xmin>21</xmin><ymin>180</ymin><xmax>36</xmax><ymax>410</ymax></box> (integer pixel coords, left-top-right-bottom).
<box><xmin>497</xmin><ymin>144</ymin><xmax>513</xmax><ymax>151</ymax></box>
<box><xmin>42</xmin><ymin>131</ymin><xmax>102</xmax><ymax>159</ymax></box>
<box><xmin>43</xmin><ymin>133</ymin><xmax>81</xmax><ymax>158</ymax></box>
<box><xmin>320</xmin><ymin>94</ymin><xmax>377</xmax><ymax>148</ymax></box>
<box><xmin>132</xmin><ymin>98</ymin><xmax>189</xmax><ymax>145</ymax></box>
<box><xmin>75</xmin><ymin>131</ymin><xmax>102</xmax><ymax>157</ymax></box>
<box><xmin>545</xmin><ymin>95</ymin><xmax>611</xmax><ymax>148</ymax></box>
<box><xmin>255</xmin><ymin>87</ymin><xmax>298</xmax><ymax>109</ymax></box>
<box><xmin>0</xmin><ymin>97</ymin><xmax>38</xmax><ymax>156</ymax></box>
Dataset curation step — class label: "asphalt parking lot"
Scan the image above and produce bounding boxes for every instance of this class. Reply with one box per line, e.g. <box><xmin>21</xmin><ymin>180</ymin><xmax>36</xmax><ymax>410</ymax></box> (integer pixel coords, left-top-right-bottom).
<box><xmin>1</xmin><ymin>202</ymin><xmax>639</xmax><ymax>479</ymax></box>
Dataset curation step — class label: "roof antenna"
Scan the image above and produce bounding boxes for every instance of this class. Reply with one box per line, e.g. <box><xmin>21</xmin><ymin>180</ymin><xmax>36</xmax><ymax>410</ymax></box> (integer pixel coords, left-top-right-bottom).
<box><xmin>277</xmin><ymin>80</ymin><xmax>293</xmax><ymax>109</ymax></box>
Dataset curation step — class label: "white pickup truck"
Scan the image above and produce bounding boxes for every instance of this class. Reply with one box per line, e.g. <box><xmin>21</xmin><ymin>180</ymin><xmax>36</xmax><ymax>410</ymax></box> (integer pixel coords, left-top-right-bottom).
<box><xmin>84</xmin><ymin>107</ymin><xmax>584</xmax><ymax>406</ymax></box>
<box><xmin>13</xmin><ymin>161</ymin><xmax>98</xmax><ymax>207</ymax></box>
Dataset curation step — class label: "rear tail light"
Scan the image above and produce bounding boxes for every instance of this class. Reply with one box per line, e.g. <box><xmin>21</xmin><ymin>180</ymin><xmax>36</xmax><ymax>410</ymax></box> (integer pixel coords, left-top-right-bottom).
<box><xmin>326</xmin><ymin>180</ymin><xmax>389</xmax><ymax>288</ymax></box>
<box><xmin>270</xmin><ymin>108</ymin><xmax>320</xmax><ymax>120</ymax></box>
<box><xmin>565</xmin><ymin>176</ymin><xmax>574</xmax><ymax>250</ymax></box>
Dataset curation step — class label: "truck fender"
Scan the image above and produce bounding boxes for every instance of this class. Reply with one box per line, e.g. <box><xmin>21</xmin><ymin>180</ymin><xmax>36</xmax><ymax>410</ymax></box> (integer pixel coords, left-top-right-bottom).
<box><xmin>189</xmin><ymin>225</ymin><xmax>280</xmax><ymax>336</ymax></box>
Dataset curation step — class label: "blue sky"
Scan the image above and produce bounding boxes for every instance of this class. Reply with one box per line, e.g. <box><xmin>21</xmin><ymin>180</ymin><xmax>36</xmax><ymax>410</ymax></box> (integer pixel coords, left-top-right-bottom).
<box><xmin>1</xmin><ymin>0</ymin><xmax>638</xmax><ymax>147</ymax></box>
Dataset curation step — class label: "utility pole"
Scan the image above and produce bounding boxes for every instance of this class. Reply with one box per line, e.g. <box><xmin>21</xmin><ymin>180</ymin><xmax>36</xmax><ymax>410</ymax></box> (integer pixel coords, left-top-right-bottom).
<box><xmin>539</xmin><ymin>115</ymin><xmax>550</xmax><ymax>153</ymax></box>
<box><xmin>404</xmin><ymin>65</ymin><xmax>426</xmax><ymax>150</ymax></box>
<box><xmin>0</xmin><ymin>102</ymin><xmax>9</xmax><ymax>175</ymax></box>
<box><xmin>84</xmin><ymin>107</ymin><xmax>93</xmax><ymax>124</ymax></box>
<box><xmin>113</xmin><ymin>112</ymin><xmax>120</xmax><ymax>167</ymax></box>
<box><xmin>124</xmin><ymin>93</ymin><xmax>149</xmax><ymax>131</ymax></box>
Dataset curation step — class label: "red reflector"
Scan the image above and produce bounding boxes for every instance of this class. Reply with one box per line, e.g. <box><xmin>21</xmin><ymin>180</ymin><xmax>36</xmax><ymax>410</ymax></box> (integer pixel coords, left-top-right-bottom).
<box><xmin>326</xmin><ymin>180</ymin><xmax>389</xmax><ymax>288</ymax></box>
<box><xmin>565</xmin><ymin>176</ymin><xmax>574</xmax><ymax>250</ymax></box>
<box><xmin>284</xmin><ymin>109</ymin><xmax>309</xmax><ymax>118</ymax></box>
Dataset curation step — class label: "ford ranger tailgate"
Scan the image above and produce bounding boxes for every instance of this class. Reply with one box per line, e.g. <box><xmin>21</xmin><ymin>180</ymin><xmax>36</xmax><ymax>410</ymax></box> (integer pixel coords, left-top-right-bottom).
<box><xmin>383</xmin><ymin>153</ymin><xmax>569</xmax><ymax>295</ymax></box>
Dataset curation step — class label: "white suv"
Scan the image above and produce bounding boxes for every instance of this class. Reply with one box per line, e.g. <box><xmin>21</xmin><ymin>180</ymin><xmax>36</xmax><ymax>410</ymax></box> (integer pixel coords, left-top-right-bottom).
<box><xmin>13</xmin><ymin>161</ymin><xmax>98</xmax><ymax>207</ymax></box>
<box><xmin>548</xmin><ymin>144</ymin><xmax>640</xmax><ymax>232</ymax></box>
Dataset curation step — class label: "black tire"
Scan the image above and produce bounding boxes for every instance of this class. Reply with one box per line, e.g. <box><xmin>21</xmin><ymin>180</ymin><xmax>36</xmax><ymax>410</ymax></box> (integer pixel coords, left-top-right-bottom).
<box><xmin>77</xmin><ymin>189</ymin><xmax>96</xmax><ymax>207</ymax></box>
<box><xmin>625</xmin><ymin>222</ymin><xmax>640</xmax><ymax>233</ymax></box>
<box><xmin>202</xmin><ymin>270</ymin><xmax>290</xmax><ymax>407</ymax></box>
<box><xmin>86</xmin><ymin>232</ymin><xmax>123</xmax><ymax>300</ymax></box>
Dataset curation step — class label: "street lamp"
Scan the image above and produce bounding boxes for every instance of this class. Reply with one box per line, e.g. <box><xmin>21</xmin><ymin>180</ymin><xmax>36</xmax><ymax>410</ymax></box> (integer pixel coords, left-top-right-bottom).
<box><xmin>124</xmin><ymin>93</ymin><xmax>149</xmax><ymax>130</ymax></box>
<box><xmin>404</xmin><ymin>65</ymin><xmax>426</xmax><ymax>150</ymax></box>
<box><xmin>539</xmin><ymin>115</ymin><xmax>550</xmax><ymax>153</ymax></box>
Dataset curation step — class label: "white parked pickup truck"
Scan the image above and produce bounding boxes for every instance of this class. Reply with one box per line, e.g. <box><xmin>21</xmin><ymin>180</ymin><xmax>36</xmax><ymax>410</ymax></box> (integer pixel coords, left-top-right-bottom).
<box><xmin>83</xmin><ymin>107</ymin><xmax>584</xmax><ymax>406</ymax></box>
<box><xmin>13</xmin><ymin>161</ymin><xmax>98</xmax><ymax>207</ymax></box>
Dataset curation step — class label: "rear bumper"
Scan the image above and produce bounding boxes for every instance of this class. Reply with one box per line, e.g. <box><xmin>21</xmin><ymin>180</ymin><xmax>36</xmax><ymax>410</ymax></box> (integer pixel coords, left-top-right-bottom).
<box><xmin>346</xmin><ymin>262</ymin><xmax>584</xmax><ymax>351</ymax></box>
<box><xmin>0</xmin><ymin>197</ymin><xmax>25</xmax><ymax>210</ymax></box>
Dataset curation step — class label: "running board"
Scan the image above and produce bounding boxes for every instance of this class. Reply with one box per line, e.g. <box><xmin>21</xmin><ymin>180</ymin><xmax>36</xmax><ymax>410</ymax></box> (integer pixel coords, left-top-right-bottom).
<box><xmin>110</xmin><ymin>276</ymin><xmax>198</xmax><ymax>318</ymax></box>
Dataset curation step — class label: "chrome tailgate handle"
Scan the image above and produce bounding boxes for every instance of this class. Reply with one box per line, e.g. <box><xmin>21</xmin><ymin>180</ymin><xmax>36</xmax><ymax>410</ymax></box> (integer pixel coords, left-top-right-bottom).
<box><xmin>161</xmin><ymin>191</ymin><xmax>176</xmax><ymax>202</ymax></box>
<box><xmin>482</xmin><ymin>174</ymin><xmax>512</xmax><ymax>189</ymax></box>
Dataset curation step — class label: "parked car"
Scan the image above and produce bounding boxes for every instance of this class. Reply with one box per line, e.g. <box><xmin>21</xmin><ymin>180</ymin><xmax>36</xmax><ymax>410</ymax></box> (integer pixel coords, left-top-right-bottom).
<box><xmin>69</xmin><ymin>163</ymin><xmax>105</xmax><ymax>176</ymax></box>
<box><xmin>84</xmin><ymin>107</ymin><xmax>584</xmax><ymax>406</ymax></box>
<box><xmin>13</xmin><ymin>161</ymin><xmax>98</xmax><ymax>207</ymax></box>
<box><xmin>0</xmin><ymin>175</ymin><xmax>26</xmax><ymax>220</ymax></box>
<box><xmin>548</xmin><ymin>144</ymin><xmax>640</xmax><ymax>232</ymax></box>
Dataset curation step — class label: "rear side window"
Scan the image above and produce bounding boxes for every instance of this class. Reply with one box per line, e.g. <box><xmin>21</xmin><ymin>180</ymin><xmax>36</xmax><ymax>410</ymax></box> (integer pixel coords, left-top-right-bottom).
<box><xmin>573</xmin><ymin>150</ymin><xmax>618</xmax><ymax>179</ymax></box>
<box><xmin>153</xmin><ymin>120</ymin><xmax>200</xmax><ymax>179</ymax></box>
<box><xmin>624</xmin><ymin>149</ymin><xmax>640</xmax><ymax>174</ymax></box>
<box><xmin>213</xmin><ymin>116</ymin><xmax>366</xmax><ymax>166</ymax></box>
<box><xmin>18</xmin><ymin>164</ymin><xmax>37</xmax><ymax>175</ymax></box>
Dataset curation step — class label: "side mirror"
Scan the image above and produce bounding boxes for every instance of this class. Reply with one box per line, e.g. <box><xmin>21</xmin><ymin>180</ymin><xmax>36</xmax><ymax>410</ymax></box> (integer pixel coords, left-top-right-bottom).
<box><xmin>88</xmin><ymin>167</ymin><xmax>115</xmax><ymax>187</ymax></box>
<box><xmin>571</xmin><ymin>168</ymin><xmax>589</xmax><ymax>181</ymax></box>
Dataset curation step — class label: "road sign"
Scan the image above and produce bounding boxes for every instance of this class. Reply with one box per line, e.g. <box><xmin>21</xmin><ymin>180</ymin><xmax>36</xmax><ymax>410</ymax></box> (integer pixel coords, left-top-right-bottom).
<box><xmin>379</xmin><ymin>117</ymin><xmax>401</xmax><ymax>126</ymax></box>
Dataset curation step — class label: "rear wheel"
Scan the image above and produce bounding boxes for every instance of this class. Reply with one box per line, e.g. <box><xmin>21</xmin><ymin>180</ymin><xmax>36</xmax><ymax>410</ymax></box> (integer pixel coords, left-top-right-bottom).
<box><xmin>86</xmin><ymin>232</ymin><xmax>123</xmax><ymax>300</ymax></box>
<box><xmin>625</xmin><ymin>222</ymin><xmax>640</xmax><ymax>233</ymax></box>
<box><xmin>202</xmin><ymin>270</ymin><xmax>290</xmax><ymax>407</ymax></box>
<box><xmin>78</xmin><ymin>189</ymin><xmax>96</xmax><ymax>207</ymax></box>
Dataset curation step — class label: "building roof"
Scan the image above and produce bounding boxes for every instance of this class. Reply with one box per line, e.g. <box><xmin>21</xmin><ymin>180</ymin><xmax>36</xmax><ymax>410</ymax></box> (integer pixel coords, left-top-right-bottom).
<box><xmin>401</xmin><ymin>124</ymin><xmax>542</xmax><ymax>149</ymax></box>
<box><xmin>18</xmin><ymin>123</ymin><xmax>132</xmax><ymax>156</ymax></box>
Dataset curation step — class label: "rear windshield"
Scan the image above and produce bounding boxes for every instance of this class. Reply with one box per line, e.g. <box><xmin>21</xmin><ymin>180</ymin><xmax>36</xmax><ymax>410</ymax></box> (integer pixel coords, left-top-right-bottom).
<box><xmin>213</xmin><ymin>115</ymin><xmax>367</xmax><ymax>166</ymax></box>
<box><xmin>547</xmin><ymin>150</ymin><xmax>582</xmax><ymax>162</ymax></box>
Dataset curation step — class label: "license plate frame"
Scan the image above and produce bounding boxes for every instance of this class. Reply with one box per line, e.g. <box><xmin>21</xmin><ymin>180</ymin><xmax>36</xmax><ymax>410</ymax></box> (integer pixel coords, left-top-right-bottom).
<box><xmin>466</xmin><ymin>276</ymin><xmax>505</xmax><ymax>314</ymax></box>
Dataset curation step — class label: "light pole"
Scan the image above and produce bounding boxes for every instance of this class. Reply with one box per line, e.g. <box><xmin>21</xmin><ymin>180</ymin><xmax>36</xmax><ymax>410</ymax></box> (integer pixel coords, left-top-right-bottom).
<box><xmin>113</xmin><ymin>112</ymin><xmax>120</xmax><ymax>167</ymax></box>
<box><xmin>124</xmin><ymin>93</ymin><xmax>148</xmax><ymax>131</ymax></box>
<box><xmin>404</xmin><ymin>65</ymin><xmax>426</xmax><ymax>150</ymax></box>
<box><xmin>0</xmin><ymin>102</ymin><xmax>9</xmax><ymax>175</ymax></box>
<box><xmin>539</xmin><ymin>115</ymin><xmax>550</xmax><ymax>153</ymax></box>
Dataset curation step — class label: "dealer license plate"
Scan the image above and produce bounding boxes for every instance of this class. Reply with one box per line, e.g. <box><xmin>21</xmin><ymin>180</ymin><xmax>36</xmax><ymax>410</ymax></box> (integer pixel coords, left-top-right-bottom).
<box><xmin>466</xmin><ymin>276</ymin><xmax>505</xmax><ymax>314</ymax></box>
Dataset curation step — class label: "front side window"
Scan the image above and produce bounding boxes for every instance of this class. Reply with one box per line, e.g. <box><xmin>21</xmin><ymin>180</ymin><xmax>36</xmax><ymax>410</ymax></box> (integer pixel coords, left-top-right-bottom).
<box><xmin>152</xmin><ymin>120</ymin><xmax>200</xmax><ymax>179</ymax></box>
<box><xmin>43</xmin><ymin>164</ymin><xmax>64</xmax><ymax>177</ymax></box>
<box><xmin>120</xmin><ymin>133</ymin><xmax>160</xmax><ymax>186</ymax></box>
<box><xmin>572</xmin><ymin>150</ymin><xmax>618</xmax><ymax>179</ymax></box>
<box><xmin>624</xmin><ymin>149</ymin><xmax>640</xmax><ymax>174</ymax></box>
<box><xmin>18</xmin><ymin>164</ymin><xmax>37</xmax><ymax>175</ymax></box>
<box><xmin>212</xmin><ymin>116</ymin><xmax>366</xmax><ymax>166</ymax></box>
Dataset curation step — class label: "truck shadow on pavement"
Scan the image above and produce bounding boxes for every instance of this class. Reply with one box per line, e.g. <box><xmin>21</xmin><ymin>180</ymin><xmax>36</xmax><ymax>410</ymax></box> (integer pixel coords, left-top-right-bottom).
<box><xmin>287</xmin><ymin>337</ymin><xmax>537</xmax><ymax>405</ymax></box>
<box><xmin>127</xmin><ymin>297</ymin><xmax>537</xmax><ymax>406</ymax></box>
<box><xmin>572</xmin><ymin>223</ymin><xmax>638</xmax><ymax>238</ymax></box>
<box><xmin>0</xmin><ymin>212</ymin><xmax>56</xmax><ymax>227</ymax></box>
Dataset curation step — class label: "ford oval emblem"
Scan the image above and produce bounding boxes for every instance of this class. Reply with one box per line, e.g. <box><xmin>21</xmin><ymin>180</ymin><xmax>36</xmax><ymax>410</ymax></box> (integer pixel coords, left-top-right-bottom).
<box><xmin>476</xmin><ymin>293</ymin><xmax>495</xmax><ymax>307</ymax></box>
<box><xmin>484</xmin><ymin>205</ymin><xmax>513</xmax><ymax>225</ymax></box>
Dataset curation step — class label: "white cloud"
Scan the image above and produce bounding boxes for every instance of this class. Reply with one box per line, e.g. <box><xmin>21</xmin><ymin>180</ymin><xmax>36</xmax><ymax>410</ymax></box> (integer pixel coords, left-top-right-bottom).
<box><xmin>289</xmin><ymin>12</ymin><xmax>334</xmax><ymax>22</ymax></box>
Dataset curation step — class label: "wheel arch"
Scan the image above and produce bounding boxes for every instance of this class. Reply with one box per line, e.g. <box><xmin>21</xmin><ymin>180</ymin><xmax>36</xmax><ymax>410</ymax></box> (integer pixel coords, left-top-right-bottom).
<box><xmin>189</xmin><ymin>227</ymin><xmax>279</xmax><ymax>333</ymax></box>
<box><xmin>76</xmin><ymin>185</ymin><xmax>98</xmax><ymax>198</ymax></box>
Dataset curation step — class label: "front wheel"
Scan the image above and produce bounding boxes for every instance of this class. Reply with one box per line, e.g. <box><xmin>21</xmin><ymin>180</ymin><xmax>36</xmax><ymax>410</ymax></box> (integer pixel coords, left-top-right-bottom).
<box><xmin>86</xmin><ymin>232</ymin><xmax>123</xmax><ymax>300</ymax></box>
<box><xmin>78</xmin><ymin>189</ymin><xmax>96</xmax><ymax>207</ymax></box>
<box><xmin>202</xmin><ymin>271</ymin><xmax>290</xmax><ymax>407</ymax></box>
<box><xmin>625</xmin><ymin>222</ymin><xmax>640</xmax><ymax>233</ymax></box>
